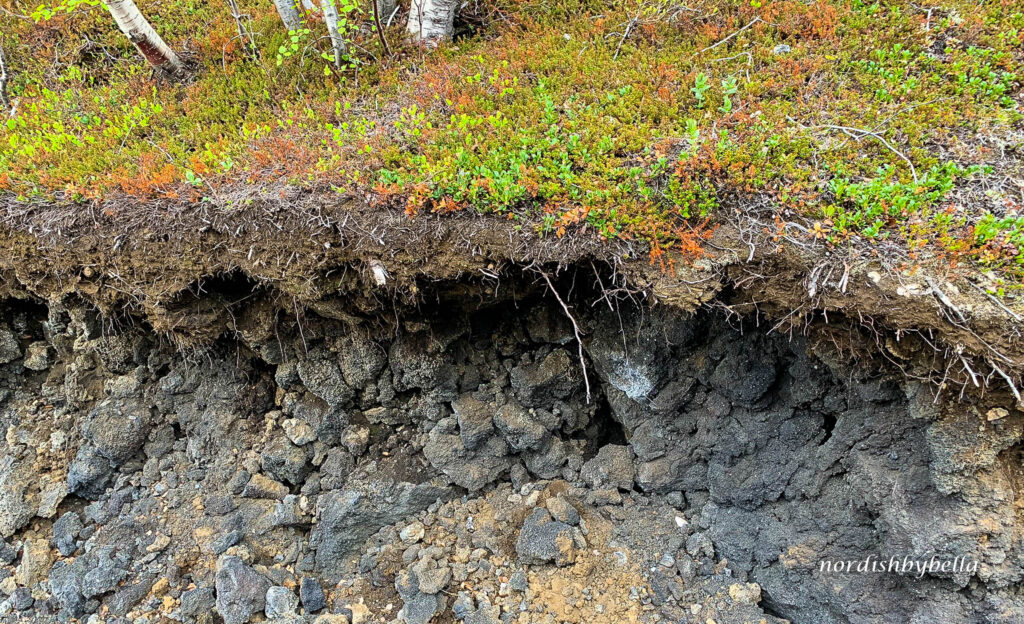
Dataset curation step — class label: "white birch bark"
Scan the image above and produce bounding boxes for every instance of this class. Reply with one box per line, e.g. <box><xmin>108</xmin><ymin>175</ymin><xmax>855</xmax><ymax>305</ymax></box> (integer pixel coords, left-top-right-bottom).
<box><xmin>105</xmin><ymin>0</ymin><xmax>187</xmax><ymax>78</ymax></box>
<box><xmin>377</xmin><ymin>0</ymin><xmax>396</xmax><ymax>25</ymax></box>
<box><xmin>320</xmin><ymin>0</ymin><xmax>346</xmax><ymax>68</ymax></box>
<box><xmin>406</xmin><ymin>0</ymin><xmax>459</xmax><ymax>45</ymax></box>
<box><xmin>272</xmin><ymin>0</ymin><xmax>303</xmax><ymax>31</ymax></box>
<box><xmin>0</xmin><ymin>43</ymin><xmax>9</xmax><ymax>112</ymax></box>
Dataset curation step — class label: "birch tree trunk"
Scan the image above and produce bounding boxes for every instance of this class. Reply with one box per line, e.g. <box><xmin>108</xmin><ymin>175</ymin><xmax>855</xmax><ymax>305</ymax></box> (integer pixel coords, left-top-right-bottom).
<box><xmin>105</xmin><ymin>0</ymin><xmax>187</xmax><ymax>79</ymax></box>
<box><xmin>0</xmin><ymin>43</ymin><xmax>10</xmax><ymax>113</ymax></box>
<box><xmin>320</xmin><ymin>0</ymin><xmax>346</xmax><ymax>68</ymax></box>
<box><xmin>377</xmin><ymin>0</ymin><xmax>396</xmax><ymax>25</ymax></box>
<box><xmin>272</xmin><ymin>0</ymin><xmax>303</xmax><ymax>31</ymax></box>
<box><xmin>406</xmin><ymin>0</ymin><xmax>459</xmax><ymax>45</ymax></box>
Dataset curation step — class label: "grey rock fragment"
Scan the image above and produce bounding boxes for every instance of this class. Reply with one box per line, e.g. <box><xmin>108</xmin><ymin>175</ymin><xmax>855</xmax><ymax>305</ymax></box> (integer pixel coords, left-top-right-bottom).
<box><xmin>416</xmin><ymin>564</ymin><xmax>451</xmax><ymax>595</ymax></box>
<box><xmin>242</xmin><ymin>473</ymin><xmax>289</xmax><ymax>500</ymax></box>
<box><xmin>510</xmin><ymin>349</ymin><xmax>578</xmax><ymax>406</ymax></box>
<box><xmin>261</xmin><ymin>437</ymin><xmax>311</xmax><ymax>485</ymax></box>
<box><xmin>9</xmin><ymin>587</ymin><xmax>32</xmax><ymax>611</ymax></box>
<box><xmin>22</xmin><ymin>342</ymin><xmax>52</xmax><ymax>370</ymax></box>
<box><xmin>181</xmin><ymin>586</ymin><xmax>216</xmax><ymax>618</ymax></box>
<box><xmin>215</xmin><ymin>556</ymin><xmax>272</xmax><ymax>624</ymax></box>
<box><xmin>494</xmin><ymin>403</ymin><xmax>546</xmax><ymax>451</ymax></box>
<box><xmin>464</xmin><ymin>598</ymin><xmax>501</xmax><ymax>624</ymax></box>
<box><xmin>107</xmin><ymin>576</ymin><xmax>155</xmax><ymax>617</ymax></box>
<box><xmin>300</xmin><ymin>577</ymin><xmax>326</xmax><ymax>613</ymax></box>
<box><xmin>83</xmin><ymin>399</ymin><xmax>150</xmax><ymax>465</ymax></box>
<box><xmin>67</xmin><ymin>446</ymin><xmax>114</xmax><ymax>500</ymax></box>
<box><xmin>16</xmin><ymin>539</ymin><xmax>52</xmax><ymax>587</ymax></box>
<box><xmin>544</xmin><ymin>495</ymin><xmax>580</xmax><ymax>525</ymax></box>
<box><xmin>0</xmin><ymin>456</ymin><xmax>35</xmax><ymax>538</ymax></box>
<box><xmin>52</xmin><ymin>511</ymin><xmax>83</xmax><ymax>557</ymax></box>
<box><xmin>580</xmin><ymin>444</ymin><xmax>636</xmax><ymax>491</ymax></box>
<box><xmin>452</xmin><ymin>395</ymin><xmax>495</xmax><ymax>450</ymax></box>
<box><xmin>49</xmin><ymin>558</ymin><xmax>88</xmax><ymax>618</ymax></box>
<box><xmin>395</xmin><ymin>567</ymin><xmax>443</xmax><ymax>624</ymax></box>
<box><xmin>515</xmin><ymin>508</ymin><xmax>577</xmax><ymax>567</ymax></box>
<box><xmin>265</xmin><ymin>586</ymin><xmax>300</xmax><ymax>619</ymax></box>
<box><xmin>312</xmin><ymin>481</ymin><xmax>453</xmax><ymax>573</ymax></box>
<box><xmin>283</xmin><ymin>418</ymin><xmax>317</xmax><ymax>446</ymax></box>
<box><xmin>686</xmin><ymin>532</ymin><xmax>715</xmax><ymax>559</ymax></box>
<box><xmin>82</xmin><ymin>545</ymin><xmax>128</xmax><ymax>598</ymax></box>
<box><xmin>0</xmin><ymin>327</ymin><xmax>20</xmax><ymax>364</ymax></box>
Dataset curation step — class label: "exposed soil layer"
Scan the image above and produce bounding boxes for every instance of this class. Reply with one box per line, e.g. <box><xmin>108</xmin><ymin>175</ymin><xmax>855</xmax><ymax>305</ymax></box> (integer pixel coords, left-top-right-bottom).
<box><xmin>0</xmin><ymin>254</ymin><xmax>1022</xmax><ymax>623</ymax></box>
<box><xmin>2</xmin><ymin>197</ymin><xmax>1023</xmax><ymax>391</ymax></box>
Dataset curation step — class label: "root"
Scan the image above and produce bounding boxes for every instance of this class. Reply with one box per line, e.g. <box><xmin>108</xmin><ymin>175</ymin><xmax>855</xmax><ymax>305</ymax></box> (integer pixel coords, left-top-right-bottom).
<box><xmin>531</xmin><ymin>264</ymin><xmax>592</xmax><ymax>404</ymax></box>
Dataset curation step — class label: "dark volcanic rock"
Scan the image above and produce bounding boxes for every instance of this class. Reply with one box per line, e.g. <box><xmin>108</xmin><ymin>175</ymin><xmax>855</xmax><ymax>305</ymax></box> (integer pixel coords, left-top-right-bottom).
<box><xmin>493</xmin><ymin>403</ymin><xmax>546</xmax><ymax>451</ymax></box>
<box><xmin>515</xmin><ymin>508</ymin><xmax>577</xmax><ymax>567</ymax></box>
<box><xmin>312</xmin><ymin>480</ymin><xmax>454</xmax><ymax>575</ymax></box>
<box><xmin>300</xmin><ymin>577</ymin><xmax>326</xmax><ymax>613</ymax></box>
<box><xmin>215</xmin><ymin>556</ymin><xmax>272</xmax><ymax>624</ymax></box>
<box><xmin>49</xmin><ymin>558</ymin><xmax>89</xmax><ymax>618</ymax></box>
<box><xmin>452</xmin><ymin>394</ymin><xmax>495</xmax><ymax>450</ymax></box>
<box><xmin>423</xmin><ymin>431</ymin><xmax>511</xmax><ymax>492</ymax></box>
<box><xmin>261</xmin><ymin>436</ymin><xmax>312</xmax><ymax>485</ymax></box>
<box><xmin>0</xmin><ymin>277</ymin><xmax>1020</xmax><ymax>624</ymax></box>
<box><xmin>67</xmin><ymin>446</ymin><xmax>114</xmax><ymax>500</ymax></box>
<box><xmin>510</xmin><ymin>349</ymin><xmax>579</xmax><ymax>406</ymax></box>
<box><xmin>0</xmin><ymin>326</ymin><xmax>21</xmax><ymax>364</ymax></box>
<box><xmin>709</xmin><ymin>351</ymin><xmax>777</xmax><ymax>406</ymax></box>
<box><xmin>580</xmin><ymin>444</ymin><xmax>636</xmax><ymax>491</ymax></box>
<box><xmin>83</xmin><ymin>399</ymin><xmax>151</xmax><ymax>465</ymax></box>
<box><xmin>52</xmin><ymin>511</ymin><xmax>83</xmax><ymax>557</ymax></box>
<box><xmin>10</xmin><ymin>587</ymin><xmax>34</xmax><ymax>611</ymax></box>
<box><xmin>395</xmin><ymin>566</ymin><xmax>444</xmax><ymax>624</ymax></box>
<box><xmin>82</xmin><ymin>545</ymin><xmax>129</xmax><ymax>598</ymax></box>
<box><xmin>181</xmin><ymin>586</ymin><xmax>216</xmax><ymax>618</ymax></box>
<box><xmin>0</xmin><ymin>456</ymin><xmax>35</xmax><ymax>538</ymax></box>
<box><xmin>265</xmin><ymin>586</ymin><xmax>299</xmax><ymax>619</ymax></box>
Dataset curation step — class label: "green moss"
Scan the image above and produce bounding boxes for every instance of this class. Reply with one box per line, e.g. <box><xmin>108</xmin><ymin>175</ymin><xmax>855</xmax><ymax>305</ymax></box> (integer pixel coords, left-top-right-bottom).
<box><xmin>1</xmin><ymin>0</ymin><xmax>1022</xmax><ymax>280</ymax></box>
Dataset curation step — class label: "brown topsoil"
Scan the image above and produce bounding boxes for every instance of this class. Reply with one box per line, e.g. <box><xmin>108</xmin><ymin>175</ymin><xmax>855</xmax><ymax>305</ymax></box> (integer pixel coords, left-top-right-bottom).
<box><xmin>1</xmin><ymin>191</ymin><xmax>1022</xmax><ymax>405</ymax></box>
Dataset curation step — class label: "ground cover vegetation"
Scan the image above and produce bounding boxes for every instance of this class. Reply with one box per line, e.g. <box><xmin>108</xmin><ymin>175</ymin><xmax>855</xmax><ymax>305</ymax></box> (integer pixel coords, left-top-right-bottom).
<box><xmin>0</xmin><ymin>0</ymin><xmax>1022</xmax><ymax>287</ymax></box>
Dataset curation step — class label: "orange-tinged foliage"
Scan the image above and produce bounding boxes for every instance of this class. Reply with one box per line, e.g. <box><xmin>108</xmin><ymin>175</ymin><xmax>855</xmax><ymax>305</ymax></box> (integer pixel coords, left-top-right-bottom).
<box><xmin>0</xmin><ymin>0</ymin><xmax>1021</xmax><ymax>282</ymax></box>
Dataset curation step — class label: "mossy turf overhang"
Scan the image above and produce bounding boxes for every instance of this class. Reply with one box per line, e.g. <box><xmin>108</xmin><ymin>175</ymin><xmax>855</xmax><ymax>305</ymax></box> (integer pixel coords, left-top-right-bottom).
<box><xmin>1</xmin><ymin>0</ymin><xmax>1023</xmax><ymax>398</ymax></box>
<box><xmin>1</xmin><ymin>0</ymin><xmax>1022</xmax><ymax>286</ymax></box>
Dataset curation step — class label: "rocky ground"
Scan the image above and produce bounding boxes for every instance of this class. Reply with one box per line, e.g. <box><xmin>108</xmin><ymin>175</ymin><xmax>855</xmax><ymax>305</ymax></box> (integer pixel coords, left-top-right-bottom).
<box><xmin>0</xmin><ymin>277</ymin><xmax>1021</xmax><ymax>624</ymax></box>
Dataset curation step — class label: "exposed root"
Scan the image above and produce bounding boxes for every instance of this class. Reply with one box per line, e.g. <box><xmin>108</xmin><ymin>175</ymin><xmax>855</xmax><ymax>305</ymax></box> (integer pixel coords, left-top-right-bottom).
<box><xmin>530</xmin><ymin>264</ymin><xmax>592</xmax><ymax>404</ymax></box>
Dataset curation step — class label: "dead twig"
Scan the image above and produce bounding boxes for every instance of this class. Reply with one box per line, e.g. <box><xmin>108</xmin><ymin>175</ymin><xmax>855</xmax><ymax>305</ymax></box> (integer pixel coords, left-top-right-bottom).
<box><xmin>970</xmin><ymin>281</ymin><xmax>1021</xmax><ymax>322</ymax></box>
<box><xmin>958</xmin><ymin>353</ymin><xmax>979</xmax><ymax>388</ymax></box>
<box><xmin>697</xmin><ymin>16</ymin><xmax>762</xmax><ymax>55</ymax></box>
<box><xmin>371</xmin><ymin>0</ymin><xmax>392</xmax><ymax>58</ymax></box>
<box><xmin>613</xmin><ymin>13</ymin><xmax>640</xmax><ymax>61</ymax></box>
<box><xmin>225</xmin><ymin>0</ymin><xmax>260</xmax><ymax>62</ymax></box>
<box><xmin>814</xmin><ymin>124</ymin><xmax>918</xmax><ymax>184</ymax></box>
